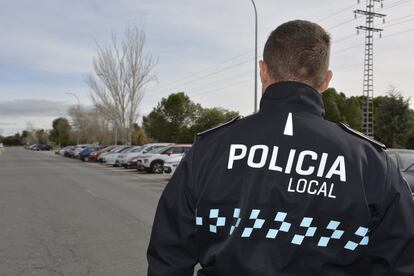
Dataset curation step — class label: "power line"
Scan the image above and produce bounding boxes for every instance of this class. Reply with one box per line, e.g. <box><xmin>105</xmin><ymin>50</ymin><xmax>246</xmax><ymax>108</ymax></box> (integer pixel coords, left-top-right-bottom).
<box><xmin>181</xmin><ymin>69</ymin><xmax>253</xmax><ymax>94</ymax></box>
<box><xmin>333</xmin><ymin>33</ymin><xmax>358</xmax><ymax>44</ymax></box>
<box><xmin>178</xmin><ymin>26</ymin><xmax>414</xmax><ymax>100</ymax></box>
<box><xmin>321</xmin><ymin>0</ymin><xmax>409</xmax><ymax>30</ymax></box>
<box><xmin>381</xmin><ymin>0</ymin><xmax>412</xmax><ymax>11</ymax></box>
<box><xmin>191</xmin><ymin>78</ymin><xmax>252</xmax><ymax>99</ymax></box>
<box><xmin>145</xmin><ymin>57</ymin><xmax>254</xmax><ymax>99</ymax></box>
<box><xmin>147</xmin><ymin>1</ymin><xmax>414</xmax><ymax>103</ymax></box>
<box><xmin>191</xmin><ymin>29</ymin><xmax>414</xmax><ymax>101</ymax></box>
<box><xmin>382</xmin><ymin>28</ymin><xmax>414</xmax><ymax>38</ymax></box>
<box><xmin>334</xmin><ymin>25</ymin><xmax>414</xmax><ymax>54</ymax></box>
<box><xmin>384</xmin><ymin>17</ymin><xmax>414</xmax><ymax>28</ymax></box>
<box><xmin>384</xmin><ymin>11</ymin><xmax>414</xmax><ymax>23</ymax></box>
<box><xmin>333</xmin><ymin>43</ymin><xmax>364</xmax><ymax>54</ymax></box>
<box><xmin>149</xmin><ymin>3</ymin><xmax>363</xmax><ymax>97</ymax></box>
<box><xmin>328</xmin><ymin>18</ymin><xmax>357</xmax><ymax>30</ymax></box>
<box><xmin>151</xmin><ymin>49</ymin><xmax>254</xmax><ymax>91</ymax></box>
<box><xmin>316</xmin><ymin>3</ymin><xmax>359</xmax><ymax>23</ymax></box>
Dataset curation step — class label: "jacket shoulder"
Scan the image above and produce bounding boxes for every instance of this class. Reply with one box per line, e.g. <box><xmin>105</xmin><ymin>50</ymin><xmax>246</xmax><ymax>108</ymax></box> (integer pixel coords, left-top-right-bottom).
<box><xmin>338</xmin><ymin>123</ymin><xmax>386</xmax><ymax>150</ymax></box>
<box><xmin>196</xmin><ymin>116</ymin><xmax>242</xmax><ymax>137</ymax></box>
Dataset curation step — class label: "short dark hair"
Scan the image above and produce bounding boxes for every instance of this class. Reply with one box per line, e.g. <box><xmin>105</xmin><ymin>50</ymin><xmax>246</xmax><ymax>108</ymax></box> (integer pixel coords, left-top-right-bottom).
<box><xmin>263</xmin><ymin>20</ymin><xmax>331</xmax><ymax>88</ymax></box>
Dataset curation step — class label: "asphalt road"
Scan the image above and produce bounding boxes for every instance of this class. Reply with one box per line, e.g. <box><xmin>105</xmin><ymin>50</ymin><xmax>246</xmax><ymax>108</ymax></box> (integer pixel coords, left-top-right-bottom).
<box><xmin>0</xmin><ymin>147</ymin><xmax>168</xmax><ymax>276</ymax></box>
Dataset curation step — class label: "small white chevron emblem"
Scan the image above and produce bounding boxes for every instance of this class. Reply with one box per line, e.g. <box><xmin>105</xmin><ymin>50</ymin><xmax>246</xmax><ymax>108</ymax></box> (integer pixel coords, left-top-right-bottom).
<box><xmin>283</xmin><ymin>112</ymin><xmax>293</xmax><ymax>136</ymax></box>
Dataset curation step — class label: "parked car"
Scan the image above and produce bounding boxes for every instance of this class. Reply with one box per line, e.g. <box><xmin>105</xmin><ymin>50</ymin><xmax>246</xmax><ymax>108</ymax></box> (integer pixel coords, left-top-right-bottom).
<box><xmin>98</xmin><ymin>145</ymin><xmax>127</xmax><ymax>162</ymax></box>
<box><xmin>89</xmin><ymin>145</ymin><xmax>117</xmax><ymax>162</ymax></box>
<box><xmin>386</xmin><ymin>149</ymin><xmax>414</xmax><ymax>194</ymax></box>
<box><xmin>163</xmin><ymin>154</ymin><xmax>185</xmax><ymax>176</ymax></box>
<box><xmin>63</xmin><ymin>146</ymin><xmax>77</xmax><ymax>158</ymax></box>
<box><xmin>100</xmin><ymin>145</ymin><xmax>130</xmax><ymax>164</ymax></box>
<box><xmin>56</xmin><ymin>146</ymin><xmax>72</xmax><ymax>155</ymax></box>
<box><xmin>24</xmin><ymin>144</ymin><xmax>32</xmax><ymax>149</ymax></box>
<box><xmin>27</xmin><ymin>144</ymin><xmax>38</xmax><ymax>150</ymax></box>
<box><xmin>32</xmin><ymin>144</ymin><xmax>52</xmax><ymax>151</ymax></box>
<box><xmin>79</xmin><ymin>145</ymin><xmax>103</xmax><ymax>162</ymax></box>
<box><xmin>72</xmin><ymin>144</ymin><xmax>95</xmax><ymax>159</ymax></box>
<box><xmin>0</xmin><ymin>143</ymin><xmax>3</xmax><ymax>148</ymax></box>
<box><xmin>105</xmin><ymin>146</ymin><xmax>133</xmax><ymax>166</ymax></box>
<box><xmin>120</xmin><ymin>143</ymin><xmax>171</xmax><ymax>168</ymax></box>
<box><xmin>114</xmin><ymin>146</ymin><xmax>141</xmax><ymax>167</ymax></box>
<box><xmin>137</xmin><ymin>144</ymin><xmax>192</xmax><ymax>173</ymax></box>
<box><xmin>128</xmin><ymin>156</ymin><xmax>141</xmax><ymax>170</ymax></box>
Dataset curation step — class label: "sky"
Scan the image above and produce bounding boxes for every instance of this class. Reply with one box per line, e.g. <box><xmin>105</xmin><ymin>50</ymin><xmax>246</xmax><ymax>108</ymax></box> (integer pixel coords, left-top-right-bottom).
<box><xmin>0</xmin><ymin>0</ymin><xmax>413</xmax><ymax>136</ymax></box>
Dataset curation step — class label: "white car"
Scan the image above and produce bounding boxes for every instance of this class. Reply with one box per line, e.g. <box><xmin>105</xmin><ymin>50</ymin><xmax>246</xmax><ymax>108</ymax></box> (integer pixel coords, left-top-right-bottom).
<box><xmin>0</xmin><ymin>143</ymin><xmax>3</xmax><ymax>148</ymax></box>
<box><xmin>99</xmin><ymin>145</ymin><xmax>129</xmax><ymax>163</ymax></box>
<box><xmin>104</xmin><ymin>146</ymin><xmax>132</xmax><ymax>166</ymax></box>
<box><xmin>137</xmin><ymin>144</ymin><xmax>192</xmax><ymax>173</ymax></box>
<box><xmin>120</xmin><ymin>143</ymin><xmax>171</xmax><ymax>168</ymax></box>
<box><xmin>163</xmin><ymin>154</ymin><xmax>184</xmax><ymax>176</ymax></box>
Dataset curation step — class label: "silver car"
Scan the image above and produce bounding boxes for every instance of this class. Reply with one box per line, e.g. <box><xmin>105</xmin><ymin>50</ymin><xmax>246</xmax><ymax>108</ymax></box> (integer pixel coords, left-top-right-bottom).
<box><xmin>386</xmin><ymin>149</ymin><xmax>414</xmax><ymax>194</ymax></box>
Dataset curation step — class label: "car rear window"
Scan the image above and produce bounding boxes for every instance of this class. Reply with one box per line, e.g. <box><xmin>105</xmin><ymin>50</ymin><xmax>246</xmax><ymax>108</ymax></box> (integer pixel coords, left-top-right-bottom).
<box><xmin>399</xmin><ymin>152</ymin><xmax>414</xmax><ymax>171</ymax></box>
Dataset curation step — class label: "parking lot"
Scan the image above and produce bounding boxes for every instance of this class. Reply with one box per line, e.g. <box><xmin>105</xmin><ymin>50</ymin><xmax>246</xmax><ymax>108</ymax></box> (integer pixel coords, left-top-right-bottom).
<box><xmin>0</xmin><ymin>147</ymin><xmax>167</xmax><ymax>275</ymax></box>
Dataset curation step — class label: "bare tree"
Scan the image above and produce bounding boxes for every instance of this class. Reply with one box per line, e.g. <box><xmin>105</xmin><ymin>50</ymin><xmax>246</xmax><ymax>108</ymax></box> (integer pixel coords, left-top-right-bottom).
<box><xmin>24</xmin><ymin>122</ymin><xmax>37</xmax><ymax>145</ymax></box>
<box><xmin>68</xmin><ymin>106</ymin><xmax>114</xmax><ymax>145</ymax></box>
<box><xmin>86</xmin><ymin>25</ymin><xmax>157</xmax><ymax>144</ymax></box>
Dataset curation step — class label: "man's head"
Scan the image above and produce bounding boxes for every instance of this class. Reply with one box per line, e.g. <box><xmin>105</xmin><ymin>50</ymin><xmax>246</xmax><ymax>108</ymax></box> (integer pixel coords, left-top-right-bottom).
<box><xmin>260</xmin><ymin>20</ymin><xmax>332</xmax><ymax>93</ymax></box>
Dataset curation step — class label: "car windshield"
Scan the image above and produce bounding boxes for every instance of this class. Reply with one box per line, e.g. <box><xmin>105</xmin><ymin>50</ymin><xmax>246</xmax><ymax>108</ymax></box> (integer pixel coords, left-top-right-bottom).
<box><xmin>113</xmin><ymin>146</ymin><xmax>127</xmax><ymax>153</ymax></box>
<box><xmin>131</xmin><ymin>146</ymin><xmax>142</xmax><ymax>152</ymax></box>
<box><xmin>148</xmin><ymin>146</ymin><xmax>169</xmax><ymax>154</ymax></box>
<box><xmin>399</xmin><ymin>152</ymin><xmax>414</xmax><ymax>171</ymax></box>
<box><xmin>102</xmin><ymin>146</ymin><xmax>115</xmax><ymax>152</ymax></box>
<box><xmin>119</xmin><ymin>147</ymin><xmax>131</xmax><ymax>153</ymax></box>
<box><xmin>122</xmin><ymin>147</ymin><xmax>136</xmax><ymax>153</ymax></box>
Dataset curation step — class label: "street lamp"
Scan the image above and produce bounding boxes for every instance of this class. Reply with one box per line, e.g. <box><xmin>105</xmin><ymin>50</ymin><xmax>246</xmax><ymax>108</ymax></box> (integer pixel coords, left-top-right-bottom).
<box><xmin>250</xmin><ymin>0</ymin><xmax>258</xmax><ymax>113</ymax></box>
<box><xmin>66</xmin><ymin>92</ymin><xmax>81</xmax><ymax>145</ymax></box>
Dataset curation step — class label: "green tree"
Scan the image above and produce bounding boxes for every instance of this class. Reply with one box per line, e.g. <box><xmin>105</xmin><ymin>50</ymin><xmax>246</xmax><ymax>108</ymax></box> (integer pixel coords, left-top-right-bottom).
<box><xmin>49</xmin><ymin>118</ymin><xmax>71</xmax><ymax>147</ymax></box>
<box><xmin>192</xmin><ymin>107</ymin><xmax>239</xmax><ymax>134</ymax></box>
<box><xmin>2</xmin><ymin>133</ymin><xmax>23</xmax><ymax>146</ymax></box>
<box><xmin>322</xmin><ymin>89</ymin><xmax>362</xmax><ymax>130</ymax></box>
<box><xmin>143</xmin><ymin>92</ymin><xmax>239</xmax><ymax>143</ymax></box>
<box><xmin>322</xmin><ymin>88</ymin><xmax>342</xmax><ymax>123</ymax></box>
<box><xmin>143</xmin><ymin>92</ymin><xmax>200</xmax><ymax>143</ymax></box>
<box><xmin>374</xmin><ymin>89</ymin><xmax>412</xmax><ymax>148</ymax></box>
<box><xmin>401</xmin><ymin>110</ymin><xmax>414</xmax><ymax>149</ymax></box>
<box><xmin>342</xmin><ymin>96</ymin><xmax>362</xmax><ymax>131</ymax></box>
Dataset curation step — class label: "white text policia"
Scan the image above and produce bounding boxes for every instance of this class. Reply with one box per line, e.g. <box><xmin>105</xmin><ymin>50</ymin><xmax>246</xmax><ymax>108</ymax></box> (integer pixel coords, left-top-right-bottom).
<box><xmin>227</xmin><ymin>144</ymin><xmax>347</xmax><ymax>199</ymax></box>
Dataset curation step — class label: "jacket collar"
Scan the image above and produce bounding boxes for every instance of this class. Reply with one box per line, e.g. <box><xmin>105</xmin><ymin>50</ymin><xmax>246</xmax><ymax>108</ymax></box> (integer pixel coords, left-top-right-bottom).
<box><xmin>259</xmin><ymin>81</ymin><xmax>325</xmax><ymax>117</ymax></box>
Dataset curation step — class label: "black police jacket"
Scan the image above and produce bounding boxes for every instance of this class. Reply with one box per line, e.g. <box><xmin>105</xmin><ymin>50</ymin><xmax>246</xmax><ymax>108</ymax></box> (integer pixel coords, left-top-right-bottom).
<box><xmin>147</xmin><ymin>81</ymin><xmax>414</xmax><ymax>276</ymax></box>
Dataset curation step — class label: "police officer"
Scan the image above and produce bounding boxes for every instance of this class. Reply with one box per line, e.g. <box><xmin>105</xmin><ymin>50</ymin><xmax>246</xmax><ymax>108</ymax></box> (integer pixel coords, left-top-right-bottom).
<box><xmin>147</xmin><ymin>20</ymin><xmax>414</xmax><ymax>275</ymax></box>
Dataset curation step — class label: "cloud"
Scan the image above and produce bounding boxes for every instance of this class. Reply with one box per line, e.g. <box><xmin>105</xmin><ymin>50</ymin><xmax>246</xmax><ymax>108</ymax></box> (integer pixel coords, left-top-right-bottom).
<box><xmin>0</xmin><ymin>99</ymin><xmax>70</xmax><ymax>117</ymax></box>
<box><xmin>0</xmin><ymin>33</ymin><xmax>95</xmax><ymax>75</ymax></box>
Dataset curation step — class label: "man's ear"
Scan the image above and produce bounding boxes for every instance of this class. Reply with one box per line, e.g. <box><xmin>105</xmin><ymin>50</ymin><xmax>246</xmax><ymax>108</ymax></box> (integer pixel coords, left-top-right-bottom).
<box><xmin>319</xmin><ymin>70</ymin><xmax>333</xmax><ymax>93</ymax></box>
<box><xmin>260</xmin><ymin>60</ymin><xmax>271</xmax><ymax>93</ymax></box>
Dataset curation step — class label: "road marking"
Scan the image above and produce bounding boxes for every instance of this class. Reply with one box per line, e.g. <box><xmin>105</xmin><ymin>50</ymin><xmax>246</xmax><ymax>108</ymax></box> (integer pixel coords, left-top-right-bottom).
<box><xmin>85</xmin><ymin>189</ymin><xmax>99</xmax><ymax>198</ymax></box>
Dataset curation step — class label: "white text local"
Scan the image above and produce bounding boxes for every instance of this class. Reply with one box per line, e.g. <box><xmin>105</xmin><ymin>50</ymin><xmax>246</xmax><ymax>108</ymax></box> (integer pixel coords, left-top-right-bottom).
<box><xmin>227</xmin><ymin>144</ymin><xmax>346</xmax><ymax>182</ymax></box>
